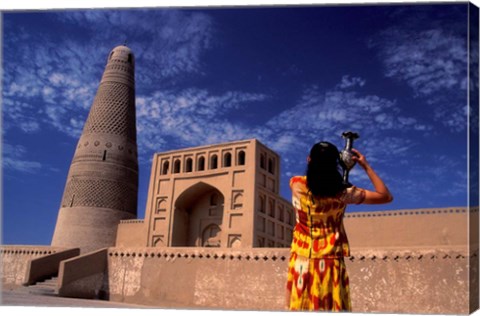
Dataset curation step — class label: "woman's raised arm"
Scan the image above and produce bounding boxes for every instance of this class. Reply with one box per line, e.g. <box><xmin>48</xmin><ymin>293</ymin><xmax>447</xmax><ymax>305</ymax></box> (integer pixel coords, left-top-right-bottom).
<box><xmin>352</xmin><ymin>148</ymin><xmax>393</xmax><ymax>205</ymax></box>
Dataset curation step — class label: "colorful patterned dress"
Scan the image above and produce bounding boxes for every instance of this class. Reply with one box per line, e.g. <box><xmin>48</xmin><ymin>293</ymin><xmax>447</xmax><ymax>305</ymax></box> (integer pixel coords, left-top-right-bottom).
<box><xmin>286</xmin><ymin>176</ymin><xmax>365</xmax><ymax>311</ymax></box>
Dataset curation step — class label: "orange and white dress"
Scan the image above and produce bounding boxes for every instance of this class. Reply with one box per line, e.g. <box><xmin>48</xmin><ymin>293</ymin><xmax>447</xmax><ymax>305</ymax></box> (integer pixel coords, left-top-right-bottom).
<box><xmin>286</xmin><ymin>176</ymin><xmax>365</xmax><ymax>311</ymax></box>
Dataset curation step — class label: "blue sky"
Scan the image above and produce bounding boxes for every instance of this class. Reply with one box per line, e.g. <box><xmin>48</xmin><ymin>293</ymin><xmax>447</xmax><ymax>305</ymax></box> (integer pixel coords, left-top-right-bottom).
<box><xmin>2</xmin><ymin>3</ymin><xmax>478</xmax><ymax>246</ymax></box>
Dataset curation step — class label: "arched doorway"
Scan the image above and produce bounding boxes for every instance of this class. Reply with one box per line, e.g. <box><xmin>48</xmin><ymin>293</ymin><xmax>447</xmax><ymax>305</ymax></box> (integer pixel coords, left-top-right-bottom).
<box><xmin>171</xmin><ymin>182</ymin><xmax>224</xmax><ymax>247</ymax></box>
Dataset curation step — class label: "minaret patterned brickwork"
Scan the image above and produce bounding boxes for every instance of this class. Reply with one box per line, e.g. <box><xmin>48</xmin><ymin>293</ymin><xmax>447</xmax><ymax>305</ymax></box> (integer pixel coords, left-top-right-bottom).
<box><xmin>51</xmin><ymin>45</ymin><xmax>138</xmax><ymax>253</ymax></box>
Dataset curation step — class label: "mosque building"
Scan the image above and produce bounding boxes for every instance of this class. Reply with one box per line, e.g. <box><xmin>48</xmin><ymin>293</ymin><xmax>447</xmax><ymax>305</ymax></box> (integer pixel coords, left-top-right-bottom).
<box><xmin>117</xmin><ymin>139</ymin><xmax>294</xmax><ymax>249</ymax></box>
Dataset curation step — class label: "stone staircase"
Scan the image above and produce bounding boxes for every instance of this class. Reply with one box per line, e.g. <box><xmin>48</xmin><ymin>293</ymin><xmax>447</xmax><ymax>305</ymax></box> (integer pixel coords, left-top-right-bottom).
<box><xmin>22</xmin><ymin>276</ymin><xmax>59</xmax><ymax>296</ymax></box>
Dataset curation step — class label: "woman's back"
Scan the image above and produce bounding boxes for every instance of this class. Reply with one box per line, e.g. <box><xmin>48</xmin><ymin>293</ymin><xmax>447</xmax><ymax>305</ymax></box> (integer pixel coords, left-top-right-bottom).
<box><xmin>289</xmin><ymin>175</ymin><xmax>365</xmax><ymax>259</ymax></box>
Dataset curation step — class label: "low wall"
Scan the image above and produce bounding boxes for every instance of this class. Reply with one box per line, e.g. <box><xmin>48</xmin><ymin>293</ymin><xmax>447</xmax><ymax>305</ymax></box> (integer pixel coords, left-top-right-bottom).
<box><xmin>107</xmin><ymin>247</ymin><xmax>289</xmax><ymax>310</ymax></box>
<box><xmin>106</xmin><ymin>246</ymin><xmax>476</xmax><ymax>314</ymax></box>
<box><xmin>0</xmin><ymin>245</ymin><xmax>66</xmax><ymax>289</ymax></box>
<box><xmin>347</xmin><ymin>247</ymin><xmax>477</xmax><ymax>314</ymax></box>
<box><xmin>344</xmin><ymin>207</ymin><xmax>472</xmax><ymax>249</ymax></box>
<box><xmin>57</xmin><ymin>248</ymin><xmax>109</xmax><ymax>299</ymax></box>
<box><xmin>24</xmin><ymin>247</ymin><xmax>80</xmax><ymax>285</ymax></box>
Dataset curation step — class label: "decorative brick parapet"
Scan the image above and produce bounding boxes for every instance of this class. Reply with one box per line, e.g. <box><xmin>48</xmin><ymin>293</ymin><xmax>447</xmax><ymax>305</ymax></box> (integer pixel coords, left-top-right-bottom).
<box><xmin>118</xmin><ymin>219</ymin><xmax>144</xmax><ymax>224</ymax></box>
<box><xmin>349</xmin><ymin>253</ymin><xmax>470</xmax><ymax>261</ymax></box>
<box><xmin>347</xmin><ymin>248</ymin><xmax>475</xmax><ymax>261</ymax></box>
<box><xmin>104</xmin><ymin>246</ymin><xmax>477</xmax><ymax>265</ymax></box>
<box><xmin>0</xmin><ymin>245</ymin><xmax>62</xmax><ymax>256</ymax></box>
<box><xmin>344</xmin><ymin>206</ymin><xmax>475</xmax><ymax>219</ymax></box>
<box><xmin>106</xmin><ymin>246</ymin><xmax>475</xmax><ymax>262</ymax></box>
<box><xmin>107</xmin><ymin>247</ymin><xmax>290</xmax><ymax>262</ymax></box>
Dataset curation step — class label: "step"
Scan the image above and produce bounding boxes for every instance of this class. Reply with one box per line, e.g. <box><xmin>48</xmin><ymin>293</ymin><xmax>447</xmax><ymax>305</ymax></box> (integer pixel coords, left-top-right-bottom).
<box><xmin>24</xmin><ymin>277</ymin><xmax>59</xmax><ymax>296</ymax></box>
<box><xmin>28</xmin><ymin>287</ymin><xmax>57</xmax><ymax>296</ymax></box>
<box><xmin>35</xmin><ymin>280</ymin><xmax>58</xmax><ymax>287</ymax></box>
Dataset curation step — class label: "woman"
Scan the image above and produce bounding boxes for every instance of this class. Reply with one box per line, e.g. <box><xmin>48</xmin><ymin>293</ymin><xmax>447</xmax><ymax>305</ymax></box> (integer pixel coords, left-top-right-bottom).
<box><xmin>286</xmin><ymin>141</ymin><xmax>393</xmax><ymax>311</ymax></box>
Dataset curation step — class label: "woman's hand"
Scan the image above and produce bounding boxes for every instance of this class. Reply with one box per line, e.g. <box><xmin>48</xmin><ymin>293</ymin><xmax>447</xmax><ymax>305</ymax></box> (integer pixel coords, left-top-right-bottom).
<box><xmin>351</xmin><ymin>148</ymin><xmax>368</xmax><ymax>169</ymax></box>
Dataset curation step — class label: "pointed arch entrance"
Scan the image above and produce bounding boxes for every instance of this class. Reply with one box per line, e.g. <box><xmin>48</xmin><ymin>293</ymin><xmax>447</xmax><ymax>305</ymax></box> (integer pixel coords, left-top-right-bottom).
<box><xmin>171</xmin><ymin>182</ymin><xmax>224</xmax><ymax>247</ymax></box>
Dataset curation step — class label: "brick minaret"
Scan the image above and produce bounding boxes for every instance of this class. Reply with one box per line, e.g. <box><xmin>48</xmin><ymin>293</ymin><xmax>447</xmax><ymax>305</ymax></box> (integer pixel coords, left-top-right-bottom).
<box><xmin>51</xmin><ymin>45</ymin><xmax>138</xmax><ymax>253</ymax></box>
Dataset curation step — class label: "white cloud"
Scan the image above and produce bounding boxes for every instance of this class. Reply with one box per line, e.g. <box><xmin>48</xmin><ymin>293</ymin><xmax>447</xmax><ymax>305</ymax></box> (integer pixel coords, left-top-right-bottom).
<box><xmin>373</xmin><ymin>23</ymin><xmax>468</xmax><ymax>132</ymax></box>
<box><xmin>2</xmin><ymin>10</ymin><xmax>219</xmax><ymax>169</ymax></box>
<box><xmin>433</xmin><ymin>104</ymin><xmax>468</xmax><ymax>133</ymax></box>
<box><xmin>3</xmin><ymin>9</ymin><xmax>214</xmax><ymax>142</ymax></box>
<box><xmin>19</xmin><ymin>121</ymin><xmax>40</xmax><ymax>133</ymax></box>
<box><xmin>135</xmin><ymin>88</ymin><xmax>267</xmax><ymax>155</ymax></box>
<box><xmin>2</xmin><ymin>143</ymin><xmax>43</xmax><ymax>173</ymax></box>
<box><xmin>44</xmin><ymin>103</ymin><xmax>85</xmax><ymax>138</ymax></box>
<box><xmin>57</xmin><ymin>10</ymin><xmax>214</xmax><ymax>81</ymax></box>
<box><xmin>379</xmin><ymin>28</ymin><xmax>466</xmax><ymax>95</ymax></box>
<box><xmin>337</xmin><ymin>75</ymin><xmax>366</xmax><ymax>89</ymax></box>
<box><xmin>261</xmin><ymin>84</ymin><xmax>403</xmax><ymax>150</ymax></box>
<box><xmin>247</xmin><ymin>79</ymin><xmax>433</xmax><ymax>185</ymax></box>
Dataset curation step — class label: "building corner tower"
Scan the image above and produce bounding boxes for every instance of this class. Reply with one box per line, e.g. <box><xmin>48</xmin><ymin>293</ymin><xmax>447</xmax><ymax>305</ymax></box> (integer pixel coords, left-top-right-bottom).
<box><xmin>51</xmin><ymin>45</ymin><xmax>138</xmax><ymax>253</ymax></box>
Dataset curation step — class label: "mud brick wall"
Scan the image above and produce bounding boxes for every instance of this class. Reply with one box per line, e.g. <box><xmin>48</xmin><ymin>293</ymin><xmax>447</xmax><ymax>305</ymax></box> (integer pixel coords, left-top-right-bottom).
<box><xmin>1</xmin><ymin>246</ymin><xmax>61</xmax><ymax>288</ymax></box>
<box><xmin>106</xmin><ymin>247</ymin><xmax>475</xmax><ymax>314</ymax></box>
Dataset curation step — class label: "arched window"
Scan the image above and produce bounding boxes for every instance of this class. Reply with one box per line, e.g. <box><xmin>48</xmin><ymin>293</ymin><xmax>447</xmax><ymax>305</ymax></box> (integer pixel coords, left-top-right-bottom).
<box><xmin>197</xmin><ymin>156</ymin><xmax>205</xmax><ymax>171</ymax></box>
<box><xmin>173</xmin><ymin>159</ymin><xmax>181</xmax><ymax>174</ymax></box>
<box><xmin>223</xmin><ymin>152</ymin><xmax>232</xmax><ymax>167</ymax></box>
<box><xmin>127</xmin><ymin>53</ymin><xmax>132</xmax><ymax>64</ymax></box>
<box><xmin>268</xmin><ymin>158</ymin><xmax>275</xmax><ymax>174</ymax></box>
<box><xmin>185</xmin><ymin>158</ymin><xmax>193</xmax><ymax>172</ymax></box>
<box><xmin>233</xmin><ymin>192</ymin><xmax>243</xmax><ymax>209</ymax></box>
<box><xmin>109</xmin><ymin>51</ymin><xmax>114</xmax><ymax>60</ymax></box>
<box><xmin>210</xmin><ymin>155</ymin><xmax>218</xmax><ymax>169</ymax></box>
<box><xmin>238</xmin><ymin>150</ymin><xmax>245</xmax><ymax>166</ymax></box>
<box><xmin>156</xmin><ymin>199</ymin><xmax>167</xmax><ymax>214</ymax></box>
<box><xmin>162</xmin><ymin>161</ymin><xmax>169</xmax><ymax>175</ymax></box>
<box><xmin>210</xmin><ymin>193</ymin><xmax>218</xmax><ymax>206</ymax></box>
<box><xmin>260</xmin><ymin>153</ymin><xmax>266</xmax><ymax>169</ymax></box>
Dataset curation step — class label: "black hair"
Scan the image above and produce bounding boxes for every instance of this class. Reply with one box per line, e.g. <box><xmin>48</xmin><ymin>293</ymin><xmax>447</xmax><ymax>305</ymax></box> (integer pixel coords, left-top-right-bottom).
<box><xmin>306</xmin><ymin>141</ymin><xmax>346</xmax><ymax>197</ymax></box>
